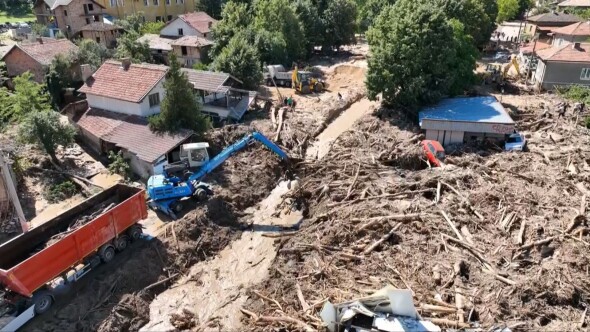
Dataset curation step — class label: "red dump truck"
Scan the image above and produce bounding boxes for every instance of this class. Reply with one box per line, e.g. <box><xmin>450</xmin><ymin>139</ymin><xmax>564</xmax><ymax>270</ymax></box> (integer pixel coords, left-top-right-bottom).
<box><xmin>0</xmin><ymin>184</ymin><xmax>147</xmax><ymax>331</ymax></box>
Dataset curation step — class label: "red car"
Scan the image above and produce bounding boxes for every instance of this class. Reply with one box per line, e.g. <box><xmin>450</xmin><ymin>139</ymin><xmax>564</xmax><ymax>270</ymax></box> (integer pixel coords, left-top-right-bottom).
<box><xmin>421</xmin><ymin>140</ymin><xmax>445</xmax><ymax>167</ymax></box>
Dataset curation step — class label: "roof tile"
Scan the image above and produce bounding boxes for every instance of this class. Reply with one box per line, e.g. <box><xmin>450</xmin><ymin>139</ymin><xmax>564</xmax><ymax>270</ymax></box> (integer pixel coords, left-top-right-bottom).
<box><xmin>553</xmin><ymin>21</ymin><xmax>590</xmax><ymax>36</ymax></box>
<box><xmin>76</xmin><ymin>108</ymin><xmax>192</xmax><ymax>163</ymax></box>
<box><xmin>179</xmin><ymin>12</ymin><xmax>217</xmax><ymax>34</ymax></box>
<box><xmin>527</xmin><ymin>11</ymin><xmax>581</xmax><ymax>24</ymax></box>
<box><xmin>5</xmin><ymin>38</ymin><xmax>79</xmax><ymax>66</ymax></box>
<box><xmin>137</xmin><ymin>34</ymin><xmax>173</xmax><ymax>51</ymax></box>
<box><xmin>536</xmin><ymin>42</ymin><xmax>590</xmax><ymax>62</ymax></box>
<box><xmin>79</xmin><ymin>22</ymin><xmax>121</xmax><ymax>32</ymax></box>
<box><xmin>171</xmin><ymin>35</ymin><xmax>214</xmax><ymax>47</ymax></box>
<box><xmin>78</xmin><ymin>61</ymin><xmax>168</xmax><ymax>103</ymax></box>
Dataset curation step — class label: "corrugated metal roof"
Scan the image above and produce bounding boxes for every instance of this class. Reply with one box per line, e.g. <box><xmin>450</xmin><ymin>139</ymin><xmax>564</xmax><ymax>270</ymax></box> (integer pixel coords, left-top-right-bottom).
<box><xmin>419</xmin><ymin>97</ymin><xmax>514</xmax><ymax>125</ymax></box>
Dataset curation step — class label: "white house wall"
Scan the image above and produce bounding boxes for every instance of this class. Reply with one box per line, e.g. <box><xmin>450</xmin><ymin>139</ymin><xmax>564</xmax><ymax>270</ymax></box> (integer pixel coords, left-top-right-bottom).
<box><xmin>85</xmin><ymin>80</ymin><xmax>165</xmax><ymax>117</ymax></box>
<box><xmin>421</xmin><ymin>119</ymin><xmax>514</xmax><ymax>135</ymax></box>
<box><xmin>160</xmin><ymin>18</ymin><xmax>200</xmax><ymax>37</ymax></box>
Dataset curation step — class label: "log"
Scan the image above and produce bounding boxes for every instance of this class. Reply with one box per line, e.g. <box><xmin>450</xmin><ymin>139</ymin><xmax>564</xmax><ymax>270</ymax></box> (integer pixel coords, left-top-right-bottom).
<box><xmin>440</xmin><ymin>181</ymin><xmax>484</xmax><ymax>221</ymax></box>
<box><xmin>518</xmin><ymin>220</ymin><xmax>526</xmax><ymax>245</ymax></box>
<box><xmin>241</xmin><ymin>309</ymin><xmax>314</xmax><ymax>332</ymax></box>
<box><xmin>519</xmin><ymin>236</ymin><xmax>557</xmax><ymax>251</ymax></box>
<box><xmin>253</xmin><ymin>290</ymin><xmax>283</xmax><ymax>311</ymax></box>
<box><xmin>355</xmin><ymin>213</ymin><xmax>421</xmax><ymax>232</ymax></box>
<box><xmin>295</xmin><ymin>283</ymin><xmax>310</xmax><ymax>312</ymax></box>
<box><xmin>363</xmin><ymin>223</ymin><xmax>401</xmax><ymax>255</ymax></box>
<box><xmin>142</xmin><ymin>273</ymin><xmax>179</xmax><ymax>292</ymax></box>
<box><xmin>566</xmin><ymin>215</ymin><xmax>586</xmax><ymax>234</ymax></box>
<box><xmin>455</xmin><ymin>287</ymin><xmax>465</xmax><ymax>324</ymax></box>
<box><xmin>421</xmin><ymin>304</ymin><xmax>457</xmax><ymax>313</ymax></box>
<box><xmin>440</xmin><ymin>210</ymin><xmax>464</xmax><ymax>242</ymax></box>
<box><xmin>327</xmin><ymin>189</ymin><xmax>433</xmax><ymax>208</ymax></box>
<box><xmin>428</xmin><ymin>318</ymin><xmax>470</xmax><ymax>329</ymax></box>
<box><xmin>343</xmin><ymin>165</ymin><xmax>360</xmax><ymax>201</ymax></box>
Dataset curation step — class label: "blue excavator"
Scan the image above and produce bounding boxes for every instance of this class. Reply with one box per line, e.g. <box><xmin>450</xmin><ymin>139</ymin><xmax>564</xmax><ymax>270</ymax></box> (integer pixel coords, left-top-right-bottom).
<box><xmin>147</xmin><ymin>131</ymin><xmax>288</xmax><ymax>219</ymax></box>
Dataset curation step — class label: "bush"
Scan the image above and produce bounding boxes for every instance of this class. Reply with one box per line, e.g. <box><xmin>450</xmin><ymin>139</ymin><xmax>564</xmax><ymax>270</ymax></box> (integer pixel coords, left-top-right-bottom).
<box><xmin>557</xmin><ymin>85</ymin><xmax>590</xmax><ymax>104</ymax></box>
<box><xmin>108</xmin><ymin>150</ymin><xmax>131</xmax><ymax>178</ymax></box>
<box><xmin>584</xmin><ymin>117</ymin><xmax>590</xmax><ymax>129</ymax></box>
<box><xmin>45</xmin><ymin>180</ymin><xmax>77</xmax><ymax>203</ymax></box>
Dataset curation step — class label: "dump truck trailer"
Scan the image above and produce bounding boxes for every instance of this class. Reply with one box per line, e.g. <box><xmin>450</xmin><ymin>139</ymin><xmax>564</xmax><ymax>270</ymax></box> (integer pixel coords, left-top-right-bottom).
<box><xmin>0</xmin><ymin>184</ymin><xmax>148</xmax><ymax>331</ymax></box>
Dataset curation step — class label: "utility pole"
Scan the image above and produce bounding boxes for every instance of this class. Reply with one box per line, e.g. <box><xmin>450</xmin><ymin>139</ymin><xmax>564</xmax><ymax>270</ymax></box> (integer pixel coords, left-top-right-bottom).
<box><xmin>0</xmin><ymin>152</ymin><xmax>27</xmax><ymax>233</ymax></box>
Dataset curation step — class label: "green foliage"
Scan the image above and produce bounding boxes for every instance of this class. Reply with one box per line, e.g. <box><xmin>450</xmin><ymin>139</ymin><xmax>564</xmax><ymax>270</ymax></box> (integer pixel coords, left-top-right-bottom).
<box><xmin>448</xmin><ymin>19</ymin><xmax>478</xmax><ymax>94</ymax></box>
<box><xmin>46</xmin><ymin>54</ymin><xmax>73</xmax><ymax>108</ymax></box>
<box><xmin>44</xmin><ymin>180</ymin><xmax>77</xmax><ymax>203</ymax></box>
<box><xmin>73</xmin><ymin>39</ymin><xmax>112</xmax><ymax>70</ymax></box>
<box><xmin>18</xmin><ymin>110</ymin><xmax>76</xmax><ymax>163</ymax></box>
<box><xmin>212</xmin><ymin>34</ymin><xmax>262</xmax><ymax>89</ymax></box>
<box><xmin>0</xmin><ymin>89</ymin><xmax>13</xmax><ymax>125</ymax></box>
<box><xmin>293</xmin><ymin>0</ymin><xmax>324</xmax><ymax>53</ymax></box>
<box><xmin>322</xmin><ymin>0</ymin><xmax>357</xmax><ymax>49</ymax></box>
<box><xmin>192</xmin><ymin>62</ymin><xmax>210</xmax><ymax>70</ymax></box>
<box><xmin>254</xmin><ymin>0</ymin><xmax>306</xmax><ymax>63</ymax></box>
<box><xmin>116</xmin><ymin>12</ymin><xmax>144</xmax><ymax>34</ymax></box>
<box><xmin>435</xmin><ymin>0</ymin><xmax>498</xmax><ymax>49</ymax></box>
<box><xmin>195</xmin><ymin>0</ymin><xmax>223</xmax><ymax>19</ymax></box>
<box><xmin>116</xmin><ymin>30</ymin><xmax>152</xmax><ymax>63</ymax></box>
<box><xmin>210</xmin><ymin>1</ymin><xmax>252</xmax><ymax>58</ymax></box>
<box><xmin>367</xmin><ymin>0</ymin><xmax>457</xmax><ymax>107</ymax></box>
<box><xmin>149</xmin><ymin>54</ymin><xmax>209</xmax><ymax>134</ymax></box>
<box><xmin>13</xmin><ymin>72</ymin><xmax>51</xmax><ymax>118</ymax></box>
<box><xmin>497</xmin><ymin>0</ymin><xmax>519</xmax><ymax>22</ymax></box>
<box><xmin>107</xmin><ymin>151</ymin><xmax>131</xmax><ymax>178</ymax></box>
<box><xmin>359</xmin><ymin>0</ymin><xmax>395</xmax><ymax>32</ymax></box>
<box><xmin>557</xmin><ymin>85</ymin><xmax>590</xmax><ymax>104</ymax></box>
<box><xmin>55</xmin><ymin>31</ymin><xmax>66</xmax><ymax>39</ymax></box>
<box><xmin>140</xmin><ymin>21</ymin><xmax>165</xmax><ymax>35</ymax></box>
<box><xmin>30</xmin><ymin>23</ymin><xmax>49</xmax><ymax>37</ymax></box>
<box><xmin>584</xmin><ymin>116</ymin><xmax>590</xmax><ymax>129</ymax></box>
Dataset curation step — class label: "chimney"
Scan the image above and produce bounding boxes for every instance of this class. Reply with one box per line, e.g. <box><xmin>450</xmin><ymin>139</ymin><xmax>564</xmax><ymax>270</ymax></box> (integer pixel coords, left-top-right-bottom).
<box><xmin>80</xmin><ymin>64</ymin><xmax>93</xmax><ymax>82</ymax></box>
<box><xmin>121</xmin><ymin>58</ymin><xmax>131</xmax><ymax>70</ymax></box>
<box><xmin>574</xmin><ymin>42</ymin><xmax>581</xmax><ymax>50</ymax></box>
<box><xmin>37</xmin><ymin>37</ymin><xmax>43</xmax><ymax>44</ymax></box>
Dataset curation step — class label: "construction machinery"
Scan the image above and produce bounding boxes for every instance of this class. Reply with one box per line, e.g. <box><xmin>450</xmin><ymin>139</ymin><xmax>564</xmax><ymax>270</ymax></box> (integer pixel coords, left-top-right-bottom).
<box><xmin>147</xmin><ymin>131</ymin><xmax>288</xmax><ymax>219</ymax></box>
<box><xmin>483</xmin><ymin>56</ymin><xmax>521</xmax><ymax>85</ymax></box>
<box><xmin>0</xmin><ymin>185</ymin><xmax>147</xmax><ymax>332</ymax></box>
<box><xmin>292</xmin><ymin>66</ymin><xmax>326</xmax><ymax>94</ymax></box>
<box><xmin>263</xmin><ymin>65</ymin><xmax>295</xmax><ymax>87</ymax></box>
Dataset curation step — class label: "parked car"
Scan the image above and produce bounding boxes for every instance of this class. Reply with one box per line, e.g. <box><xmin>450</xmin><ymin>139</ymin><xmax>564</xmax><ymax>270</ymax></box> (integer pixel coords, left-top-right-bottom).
<box><xmin>505</xmin><ymin>132</ymin><xmax>526</xmax><ymax>151</ymax></box>
<box><xmin>421</xmin><ymin>140</ymin><xmax>446</xmax><ymax>167</ymax></box>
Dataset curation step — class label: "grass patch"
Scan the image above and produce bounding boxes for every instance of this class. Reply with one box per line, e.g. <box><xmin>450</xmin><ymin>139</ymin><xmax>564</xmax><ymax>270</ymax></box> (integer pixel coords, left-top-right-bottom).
<box><xmin>556</xmin><ymin>85</ymin><xmax>590</xmax><ymax>104</ymax></box>
<box><xmin>0</xmin><ymin>2</ymin><xmax>35</xmax><ymax>24</ymax></box>
<box><xmin>0</xmin><ymin>11</ymin><xmax>35</xmax><ymax>23</ymax></box>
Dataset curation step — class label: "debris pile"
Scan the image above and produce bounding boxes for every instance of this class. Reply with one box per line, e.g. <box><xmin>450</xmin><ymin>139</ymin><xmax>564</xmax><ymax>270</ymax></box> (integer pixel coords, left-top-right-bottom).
<box><xmin>243</xmin><ymin>94</ymin><xmax>590</xmax><ymax>331</ymax></box>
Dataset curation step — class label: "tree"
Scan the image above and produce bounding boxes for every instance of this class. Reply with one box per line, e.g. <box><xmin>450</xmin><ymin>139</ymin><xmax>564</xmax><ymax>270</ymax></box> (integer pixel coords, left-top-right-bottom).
<box><xmin>116</xmin><ymin>31</ymin><xmax>152</xmax><ymax>63</ymax></box>
<box><xmin>18</xmin><ymin>111</ymin><xmax>76</xmax><ymax>164</ymax></box>
<box><xmin>247</xmin><ymin>28</ymin><xmax>288</xmax><ymax>65</ymax></box>
<box><xmin>210</xmin><ymin>1</ymin><xmax>252</xmax><ymax>58</ymax></box>
<box><xmin>497</xmin><ymin>0</ymin><xmax>521</xmax><ymax>22</ymax></box>
<box><xmin>366</xmin><ymin>0</ymin><xmax>457</xmax><ymax>107</ymax></box>
<box><xmin>31</xmin><ymin>23</ymin><xmax>49</xmax><ymax>37</ymax></box>
<box><xmin>195</xmin><ymin>0</ymin><xmax>223</xmax><ymax>19</ymax></box>
<box><xmin>72</xmin><ymin>39</ymin><xmax>112</xmax><ymax>70</ymax></box>
<box><xmin>212</xmin><ymin>34</ymin><xmax>262</xmax><ymax>89</ymax></box>
<box><xmin>254</xmin><ymin>0</ymin><xmax>306</xmax><ymax>63</ymax></box>
<box><xmin>149</xmin><ymin>54</ymin><xmax>209</xmax><ymax>134</ymax></box>
<box><xmin>140</xmin><ymin>21</ymin><xmax>165</xmax><ymax>35</ymax></box>
<box><xmin>116</xmin><ymin>12</ymin><xmax>144</xmax><ymax>34</ymax></box>
<box><xmin>359</xmin><ymin>0</ymin><xmax>395</xmax><ymax>32</ymax></box>
<box><xmin>322</xmin><ymin>0</ymin><xmax>358</xmax><ymax>49</ymax></box>
<box><xmin>12</xmin><ymin>72</ymin><xmax>51</xmax><ymax>119</ymax></box>
<box><xmin>435</xmin><ymin>0</ymin><xmax>497</xmax><ymax>49</ymax></box>
<box><xmin>293</xmin><ymin>0</ymin><xmax>325</xmax><ymax>54</ymax></box>
<box><xmin>46</xmin><ymin>54</ymin><xmax>73</xmax><ymax>108</ymax></box>
<box><xmin>448</xmin><ymin>19</ymin><xmax>478</xmax><ymax>94</ymax></box>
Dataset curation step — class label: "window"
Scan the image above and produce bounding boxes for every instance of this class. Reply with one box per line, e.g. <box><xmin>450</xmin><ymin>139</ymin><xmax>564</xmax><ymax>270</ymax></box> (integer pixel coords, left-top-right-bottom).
<box><xmin>64</xmin><ymin>9</ymin><xmax>67</xmax><ymax>16</ymax></box>
<box><xmin>143</xmin><ymin>0</ymin><xmax>148</xmax><ymax>5</ymax></box>
<box><xmin>176</xmin><ymin>0</ymin><xmax>184</xmax><ymax>4</ymax></box>
<box><xmin>86</xmin><ymin>18</ymin><xmax>90</xmax><ymax>24</ymax></box>
<box><xmin>177</xmin><ymin>28</ymin><xmax>183</xmax><ymax>35</ymax></box>
<box><xmin>149</xmin><ymin>93</ymin><xmax>160</xmax><ymax>107</ymax></box>
<box><xmin>165</xmin><ymin>0</ymin><xmax>170</xmax><ymax>5</ymax></box>
<box><xmin>96</xmin><ymin>37</ymin><xmax>100</xmax><ymax>43</ymax></box>
<box><xmin>181</xmin><ymin>46</ymin><xmax>187</xmax><ymax>55</ymax></box>
<box><xmin>167</xmin><ymin>15</ymin><xmax>172</xmax><ymax>21</ymax></box>
<box><xmin>203</xmin><ymin>33</ymin><xmax>207</xmax><ymax>38</ymax></box>
<box><xmin>153</xmin><ymin>0</ymin><xmax>159</xmax><ymax>5</ymax></box>
<box><xmin>110</xmin><ymin>0</ymin><xmax>116</xmax><ymax>6</ymax></box>
<box><xmin>88</xmin><ymin>3</ymin><xmax>94</xmax><ymax>10</ymax></box>
<box><xmin>156</xmin><ymin>16</ymin><xmax>162</xmax><ymax>22</ymax></box>
<box><xmin>581</xmin><ymin>68</ymin><xmax>590</xmax><ymax>80</ymax></box>
<box><xmin>94</xmin><ymin>15</ymin><xmax>99</xmax><ymax>21</ymax></box>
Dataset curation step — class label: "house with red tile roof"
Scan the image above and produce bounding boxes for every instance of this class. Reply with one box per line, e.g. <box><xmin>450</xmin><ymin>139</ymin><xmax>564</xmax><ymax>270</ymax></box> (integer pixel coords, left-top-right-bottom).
<box><xmin>1</xmin><ymin>38</ymin><xmax>79</xmax><ymax>83</ymax></box>
<box><xmin>533</xmin><ymin>42</ymin><xmax>590</xmax><ymax>90</ymax></box>
<box><xmin>72</xmin><ymin>59</ymin><xmax>194</xmax><ymax>178</ymax></box>
<box><xmin>552</xmin><ymin>21</ymin><xmax>590</xmax><ymax>47</ymax></box>
<box><xmin>160</xmin><ymin>11</ymin><xmax>216</xmax><ymax>40</ymax></box>
<box><xmin>558</xmin><ymin>0</ymin><xmax>590</xmax><ymax>10</ymax></box>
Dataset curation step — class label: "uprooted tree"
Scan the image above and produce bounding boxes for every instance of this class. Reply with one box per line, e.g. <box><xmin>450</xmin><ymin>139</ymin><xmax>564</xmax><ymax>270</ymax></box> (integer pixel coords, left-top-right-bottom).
<box><xmin>18</xmin><ymin>111</ymin><xmax>76</xmax><ymax>165</ymax></box>
<box><xmin>149</xmin><ymin>53</ymin><xmax>209</xmax><ymax>134</ymax></box>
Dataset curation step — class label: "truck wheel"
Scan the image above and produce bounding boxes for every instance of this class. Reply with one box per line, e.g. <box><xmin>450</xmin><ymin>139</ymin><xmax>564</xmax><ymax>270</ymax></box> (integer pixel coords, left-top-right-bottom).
<box><xmin>195</xmin><ymin>188</ymin><xmax>207</xmax><ymax>201</ymax></box>
<box><xmin>286</xmin><ymin>81</ymin><xmax>292</xmax><ymax>88</ymax></box>
<box><xmin>266</xmin><ymin>79</ymin><xmax>272</xmax><ymax>86</ymax></box>
<box><xmin>114</xmin><ymin>236</ymin><xmax>128</xmax><ymax>252</ymax></box>
<box><xmin>302</xmin><ymin>85</ymin><xmax>311</xmax><ymax>94</ymax></box>
<box><xmin>314</xmin><ymin>83</ymin><xmax>324</xmax><ymax>93</ymax></box>
<box><xmin>99</xmin><ymin>245</ymin><xmax>116</xmax><ymax>263</ymax></box>
<box><xmin>32</xmin><ymin>291</ymin><xmax>53</xmax><ymax>315</ymax></box>
<box><xmin>127</xmin><ymin>226</ymin><xmax>143</xmax><ymax>241</ymax></box>
<box><xmin>172</xmin><ymin>201</ymin><xmax>183</xmax><ymax>213</ymax></box>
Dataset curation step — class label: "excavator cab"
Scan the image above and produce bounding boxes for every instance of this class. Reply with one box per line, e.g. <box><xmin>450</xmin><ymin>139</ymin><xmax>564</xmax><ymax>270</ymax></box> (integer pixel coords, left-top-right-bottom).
<box><xmin>179</xmin><ymin>143</ymin><xmax>210</xmax><ymax>168</ymax></box>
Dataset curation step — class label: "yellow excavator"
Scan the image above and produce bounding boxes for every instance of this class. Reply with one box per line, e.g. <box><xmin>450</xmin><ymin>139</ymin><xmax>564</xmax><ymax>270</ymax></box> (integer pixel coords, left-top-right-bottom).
<box><xmin>483</xmin><ymin>56</ymin><xmax>521</xmax><ymax>84</ymax></box>
<box><xmin>292</xmin><ymin>66</ymin><xmax>326</xmax><ymax>94</ymax></box>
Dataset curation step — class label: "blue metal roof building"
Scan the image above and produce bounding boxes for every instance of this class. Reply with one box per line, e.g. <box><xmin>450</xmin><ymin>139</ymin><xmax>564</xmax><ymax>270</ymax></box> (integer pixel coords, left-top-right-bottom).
<box><xmin>419</xmin><ymin>96</ymin><xmax>515</xmax><ymax>146</ymax></box>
